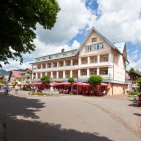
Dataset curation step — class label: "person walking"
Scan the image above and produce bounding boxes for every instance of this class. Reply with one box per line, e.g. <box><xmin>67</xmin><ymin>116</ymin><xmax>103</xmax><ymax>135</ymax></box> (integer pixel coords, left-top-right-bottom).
<box><xmin>4</xmin><ymin>85</ymin><xmax>9</xmax><ymax>95</ymax></box>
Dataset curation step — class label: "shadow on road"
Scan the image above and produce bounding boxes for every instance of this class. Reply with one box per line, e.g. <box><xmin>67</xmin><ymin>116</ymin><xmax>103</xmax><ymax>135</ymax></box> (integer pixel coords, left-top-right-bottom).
<box><xmin>0</xmin><ymin>94</ymin><xmax>112</xmax><ymax>141</ymax></box>
<box><xmin>6</xmin><ymin>119</ymin><xmax>113</xmax><ymax>141</ymax></box>
<box><xmin>0</xmin><ymin>93</ymin><xmax>45</xmax><ymax>119</ymax></box>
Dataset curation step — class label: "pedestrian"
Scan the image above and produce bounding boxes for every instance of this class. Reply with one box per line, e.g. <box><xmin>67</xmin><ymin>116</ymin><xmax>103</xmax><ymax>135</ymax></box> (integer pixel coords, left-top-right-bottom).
<box><xmin>4</xmin><ymin>85</ymin><xmax>9</xmax><ymax>95</ymax></box>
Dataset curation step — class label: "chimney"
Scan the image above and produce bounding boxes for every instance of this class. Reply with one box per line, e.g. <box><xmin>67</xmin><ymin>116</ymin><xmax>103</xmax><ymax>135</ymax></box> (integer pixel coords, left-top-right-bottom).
<box><xmin>61</xmin><ymin>48</ymin><xmax>65</xmax><ymax>53</ymax></box>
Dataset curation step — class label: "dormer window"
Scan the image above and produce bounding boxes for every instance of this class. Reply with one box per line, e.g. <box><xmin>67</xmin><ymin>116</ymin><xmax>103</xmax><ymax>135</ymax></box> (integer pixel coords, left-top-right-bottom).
<box><xmin>92</xmin><ymin>38</ymin><xmax>97</xmax><ymax>42</ymax></box>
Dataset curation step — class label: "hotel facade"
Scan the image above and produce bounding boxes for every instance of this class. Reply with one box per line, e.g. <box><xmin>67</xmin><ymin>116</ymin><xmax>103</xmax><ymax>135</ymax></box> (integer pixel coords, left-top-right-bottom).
<box><xmin>31</xmin><ymin>27</ymin><xmax>128</xmax><ymax>95</ymax></box>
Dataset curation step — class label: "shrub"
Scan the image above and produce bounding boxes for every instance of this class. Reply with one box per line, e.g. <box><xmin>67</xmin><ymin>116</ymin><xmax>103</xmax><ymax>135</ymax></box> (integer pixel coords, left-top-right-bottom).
<box><xmin>68</xmin><ymin>77</ymin><xmax>74</xmax><ymax>83</ymax></box>
<box><xmin>129</xmin><ymin>91</ymin><xmax>138</xmax><ymax>96</ymax></box>
<box><xmin>41</xmin><ymin>75</ymin><xmax>50</xmax><ymax>83</ymax></box>
<box><xmin>88</xmin><ymin>75</ymin><xmax>103</xmax><ymax>85</ymax></box>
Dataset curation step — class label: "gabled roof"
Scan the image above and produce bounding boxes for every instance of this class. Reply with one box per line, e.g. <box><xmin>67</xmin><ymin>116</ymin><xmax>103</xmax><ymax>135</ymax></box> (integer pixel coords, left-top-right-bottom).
<box><xmin>12</xmin><ymin>71</ymin><xmax>22</xmax><ymax>78</ymax></box>
<box><xmin>77</xmin><ymin>27</ymin><xmax>122</xmax><ymax>55</ymax></box>
<box><xmin>114</xmin><ymin>42</ymin><xmax>125</xmax><ymax>54</ymax></box>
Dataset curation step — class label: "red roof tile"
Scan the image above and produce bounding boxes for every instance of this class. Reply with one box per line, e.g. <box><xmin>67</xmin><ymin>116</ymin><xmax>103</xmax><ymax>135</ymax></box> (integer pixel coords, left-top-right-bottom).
<box><xmin>12</xmin><ymin>71</ymin><xmax>22</xmax><ymax>78</ymax></box>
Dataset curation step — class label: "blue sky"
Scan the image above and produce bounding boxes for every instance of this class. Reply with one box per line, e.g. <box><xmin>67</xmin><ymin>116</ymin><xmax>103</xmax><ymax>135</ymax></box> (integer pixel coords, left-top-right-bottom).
<box><xmin>2</xmin><ymin>0</ymin><xmax>141</xmax><ymax>71</ymax></box>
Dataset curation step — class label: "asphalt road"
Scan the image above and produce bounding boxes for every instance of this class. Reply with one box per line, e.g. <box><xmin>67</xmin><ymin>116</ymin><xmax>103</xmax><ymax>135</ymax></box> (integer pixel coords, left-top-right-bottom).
<box><xmin>0</xmin><ymin>92</ymin><xmax>141</xmax><ymax>141</ymax></box>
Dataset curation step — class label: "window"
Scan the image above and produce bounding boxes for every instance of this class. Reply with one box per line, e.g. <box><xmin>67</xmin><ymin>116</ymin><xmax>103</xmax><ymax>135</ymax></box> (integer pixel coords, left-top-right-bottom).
<box><xmin>94</xmin><ymin>70</ymin><xmax>97</xmax><ymax>75</ymax></box>
<box><xmin>101</xmin><ymin>56</ymin><xmax>108</xmax><ymax>62</ymax></box>
<box><xmin>49</xmin><ymin>56</ymin><xmax>52</xmax><ymax>59</ymax></box>
<box><xmin>81</xmin><ymin>70</ymin><xmax>87</xmax><ymax>75</ymax></box>
<box><xmin>85</xmin><ymin>43</ymin><xmax>104</xmax><ymax>52</ymax></box>
<box><xmin>37</xmin><ymin>73</ymin><xmax>40</xmax><ymax>79</ymax></box>
<box><xmin>27</xmin><ymin>76</ymin><xmax>30</xmax><ymax>79</ymax></box>
<box><xmin>99</xmin><ymin>43</ymin><xmax>103</xmax><ymax>49</ymax></box>
<box><xmin>100</xmin><ymin>69</ymin><xmax>108</xmax><ymax>75</ymax></box>
<box><xmin>91</xmin><ymin>44</ymin><xmax>96</xmax><ymax>51</ymax></box>
<box><xmin>42</xmin><ymin>64</ymin><xmax>46</xmax><ymax>69</ymax></box>
<box><xmin>96</xmin><ymin>44</ymin><xmax>99</xmax><ymax>49</ymax></box>
<box><xmin>37</xmin><ymin>65</ymin><xmax>41</xmax><ymax>69</ymax></box>
<box><xmin>92</xmin><ymin>38</ymin><xmax>97</xmax><ymax>42</ymax></box>
<box><xmin>94</xmin><ymin>58</ymin><xmax>97</xmax><ymax>63</ymax></box>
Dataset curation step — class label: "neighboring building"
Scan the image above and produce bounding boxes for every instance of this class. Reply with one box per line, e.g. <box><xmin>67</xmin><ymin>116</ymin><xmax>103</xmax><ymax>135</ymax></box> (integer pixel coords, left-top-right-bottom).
<box><xmin>128</xmin><ymin>71</ymin><xmax>141</xmax><ymax>91</ymax></box>
<box><xmin>9</xmin><ymin>69</ymin><xmax>32</xmax><ymax>85</ymax></box>
<box><xmin>20</xmin><ymin>68</ymin><xmax>32</xmax><ymax>84</ymax></box>
<box><xmin>31</xmin><ymin>27</ymin><xmax>128</xmax><ymax>95</ymax></box>
<box><xmin>9</xmin><ymin>70</ymin><xmax>22</xmax><ymax>84</ymax></box>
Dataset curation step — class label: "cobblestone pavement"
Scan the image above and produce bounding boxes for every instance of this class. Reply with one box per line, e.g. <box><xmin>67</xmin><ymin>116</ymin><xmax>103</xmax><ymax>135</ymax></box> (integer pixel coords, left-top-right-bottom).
<box><xmin>0</xmin><ymin>92</ymin><xmax>141</xmax><ymax>141</ymax></box>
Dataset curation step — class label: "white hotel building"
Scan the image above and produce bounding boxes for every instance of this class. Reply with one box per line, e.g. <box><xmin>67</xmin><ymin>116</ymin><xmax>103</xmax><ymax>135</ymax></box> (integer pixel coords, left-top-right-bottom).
<box><xmin>31</xmin><ymin>27</ymin><xmax>128</xmax><ymax>95</ymax></box>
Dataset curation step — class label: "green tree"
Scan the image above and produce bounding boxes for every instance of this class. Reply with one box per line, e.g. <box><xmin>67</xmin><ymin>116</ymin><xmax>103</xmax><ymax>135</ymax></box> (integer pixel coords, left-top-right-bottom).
<box><xmin>129</xmin><ymin>68</ymin><xmax>135</xmax><ymax>73</ymax></box>
<box><xmin>68</xmin><ymin>77</ymin><xmax>74</xmax><ymax>83</ymax></box>
<box><xmin>136</xmin><ymin>78</ymin><xmax>141</xmax><ymax>90</ymax></box>
<box><xmin>68</xmin><ymin>77</ymin><xmax>74</xmax><ymax>94</ymax></box>
<box><xmin>0</xmin><ymin>0</ymin><xmax>60</xmax><ymax>66</ymax></box>
<box><xmin>0</xmin><ymin>79</ymin><xmax>5</xmax><ymax>84</ymax></box>
<box><xmin>41</xmin><ymin>75</ymin><xmax>50</xmax><ymax>83</ymax></box>
<box><xmin>88</xmin><ymin>75</ymin><xmax>103</xmax><ymax>85</ymax></box>
<box><xmin>88</xmin><ymin>75</ymin><xmax>103</xmax><ymax>95</ymax></box>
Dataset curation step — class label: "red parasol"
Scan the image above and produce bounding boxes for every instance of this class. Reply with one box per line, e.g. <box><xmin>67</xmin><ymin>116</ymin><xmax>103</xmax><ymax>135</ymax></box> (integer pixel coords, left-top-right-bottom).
<box><xmin>30</xmin><ymin>82</ymin><xmax>42</xmax><ymax>86</ymax></box>
<box><xmin>73</xmin><ymin>82</ymin><xmax>90</xmax><ymax>86</ymax></box>
<box><xmin>101</xmin><ymin>83</ymin><xmax>108</xmax><ymax>86</ymax></box>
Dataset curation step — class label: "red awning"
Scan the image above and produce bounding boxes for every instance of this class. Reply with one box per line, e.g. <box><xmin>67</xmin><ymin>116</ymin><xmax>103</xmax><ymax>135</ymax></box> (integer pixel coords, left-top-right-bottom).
<box><xmin>101</xmin><ymin>83</ymin><xmax>108</xmax><ymax>86</ymax></box>
<box><xmin>30</xmin><ymin>82</ymin><xmax>42</xmax><ymax>86</ymax></box>
<box><xmin>51</xmin><ymin>82</ymin><xmax>71</xmax><ymax>86</ymax></box>
<box><xmin>61</xmin><ymin>82</ymin><xmax>71</xmax><ymax>85</ymax></box>
<box><xmin>73</xmin><ymin>82</ymin><xmax>90</xmax><ymax>86</ymax></box>
<box><xmin>51</xmin><ymin>82</ymin><xmax>62</xmax><ymax>86</ymax></box>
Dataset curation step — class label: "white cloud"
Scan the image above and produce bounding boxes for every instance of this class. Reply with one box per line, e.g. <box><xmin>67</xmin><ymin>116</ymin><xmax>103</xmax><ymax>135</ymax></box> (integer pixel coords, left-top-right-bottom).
<box><xmin>127</xmin><ymin>58</ymin><xmax>141</xmax><ymax>71</ymax></box>
<box><xmin>3</xmin><ymin>0</ymin><xmax>141</xmax><ymax>71</ymax></box>
<box><xmin>30</xmin><ymin>38</ymin><xmax>80</xmax><ymax>58</ymax></box>
<box><xmin>127</xmin><ymin>49</ymin><xmax>141</xmax><ymax>71</ymax></box>
<box><xmin>2</xmin><ymin>38</ymin><xmax>80</xmax><ymax>70</ymax></box>
<box><xmin>36</xmin><ymin>0</ymin><xmax>141</xmax><ymax>44</ymax></box>
<box><xmin>1</xmin><ymin>60</ymin><xmax>32</xmax><ymax>71</ymax></box>
<box><xmin>91</xmin><ymin>0</ymin><xmax>141</xmax><ymax>43</ymax></box>
<box><xmin>36</xmin><ymin>0</ymin><xmax>95</xmax><ymax>44</ymax></box>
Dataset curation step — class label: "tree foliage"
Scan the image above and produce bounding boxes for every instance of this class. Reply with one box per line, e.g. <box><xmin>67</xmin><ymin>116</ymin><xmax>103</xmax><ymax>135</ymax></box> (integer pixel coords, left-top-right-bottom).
<box><xmin>68</xmin><ymin>77</ymin><xmax>74</xmax><ymax>83</ymax></box>
<box><xmin>129</xmin><ymin>68</ymin><xmax>135</xmax><ymax>73</ymax></box>
<box><xmin>0</xmin><ymin>0</ymin><xmax>60</xmax><ymax>66</ymax></box>
<box><xmin>0</xmin><ymin>79</ymin><xmax>5</xmax><ymax>84</ymax></box>
<box><xmin>68</xmin><ymin>77</ymin><xmax>74</xmax><ymax>94</ymax></box>
<box><xmin>136</xmin><ymin>78</ymin><xmax>141</xmax><ymax>90</ymax></box>
<box><xmin>88</xmin><ymin>75</ymin><xmax>103</xmax><ymax>85</ymax></box>
<box><xmin>129</xmin><ymin>68</ymin><xmax>141</xmax><ymax>75</ymax></box>
<box><xmin>41</xmin><ymin>75</ymin><xmax>50</xmax><ymax>83</ymax></box>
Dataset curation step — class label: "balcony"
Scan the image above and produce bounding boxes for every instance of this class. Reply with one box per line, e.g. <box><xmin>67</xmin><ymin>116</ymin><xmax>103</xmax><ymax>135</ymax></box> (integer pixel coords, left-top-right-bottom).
<box><xmin>90</xmin><ymin>56</ymin><xmax>97</xmax><ymax>63</ymax></box>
